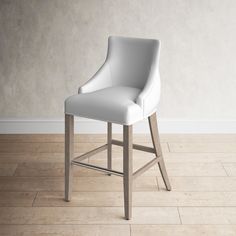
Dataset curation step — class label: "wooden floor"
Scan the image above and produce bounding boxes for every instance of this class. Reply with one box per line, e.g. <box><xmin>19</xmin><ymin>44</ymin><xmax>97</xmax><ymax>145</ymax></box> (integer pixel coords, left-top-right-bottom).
<box><xmin>0</xmin><ymin>134</ymin><xmax>236</xmax><ymax>235</ymax></box>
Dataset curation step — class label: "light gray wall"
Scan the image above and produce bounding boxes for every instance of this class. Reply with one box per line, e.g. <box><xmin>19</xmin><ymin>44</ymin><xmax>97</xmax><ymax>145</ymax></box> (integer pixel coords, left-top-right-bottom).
<box><xmin>1</xmin><ymin>0</ymin><xmax>236</xmax><ymax>120</ymax></box>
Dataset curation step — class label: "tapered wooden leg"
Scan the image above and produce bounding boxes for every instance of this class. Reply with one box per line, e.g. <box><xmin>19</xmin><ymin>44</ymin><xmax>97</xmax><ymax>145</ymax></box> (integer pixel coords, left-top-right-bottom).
<box><xmin>148</xmin><ymin>113</ymin><xmax>171</xmax><ymax>191</ymax></box>
<box><xmin>123</xmin><ymin>125</ymin><xmax>133</xmax><ymax>220</ymax></box>
<box><xmin>107</xmin><ymin>122</ymin><xmax>112</xmax><ymax>175</ymax></box>
<box><xmin>65</xmin><ymin>114</ymin><xmax>74</xmax><ymax>201</ymax></box>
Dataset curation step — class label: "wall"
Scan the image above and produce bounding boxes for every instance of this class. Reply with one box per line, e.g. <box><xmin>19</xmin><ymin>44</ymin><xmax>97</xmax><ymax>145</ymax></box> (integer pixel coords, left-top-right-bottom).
<box><xmin>0</xmin><ymin>0</ymin><xmax>236</xmax><ymax>132</ymax></box>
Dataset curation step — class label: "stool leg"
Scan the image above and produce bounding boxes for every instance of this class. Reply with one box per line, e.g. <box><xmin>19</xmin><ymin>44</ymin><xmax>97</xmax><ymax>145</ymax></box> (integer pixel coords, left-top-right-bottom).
<box><xmin>148</xmin><ymin>113</ymin><xmax>171</xmax><ymax>191</ymax></box>
<box><xmin>65</xmin><ymin>114</ymin><xmax>74</xmax><ymax>201</ymax></box>
<box><xmin>107</xmin><ymin>122</ymin><xmax>112</xmax><ymax>175</ymax></box>
<box><xmin>123</xmin><ymin>125</ymin><xmax>133</xmax><ymax>220</ymax></box>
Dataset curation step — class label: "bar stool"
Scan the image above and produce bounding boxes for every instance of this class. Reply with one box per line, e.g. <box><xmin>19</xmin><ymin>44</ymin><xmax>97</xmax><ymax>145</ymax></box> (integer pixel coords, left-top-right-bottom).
<box><xmin>64</xmin><ymin>36</ymin><xmax>171</xmax><ymax>220</ymax></box>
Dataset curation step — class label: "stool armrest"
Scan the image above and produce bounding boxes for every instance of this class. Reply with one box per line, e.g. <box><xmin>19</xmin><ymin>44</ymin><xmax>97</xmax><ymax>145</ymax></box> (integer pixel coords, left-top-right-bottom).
<box><xmin>136</xmin><ymin>63</ymin><xmax>161</xmax><ymax>117</ymax></box>
<box><xmin>136</xmin><ymin>40</ymin><xmax>161</xmax><ymax>117</ymax></box>
<box><xmin>78</xmin><ymin>62</ymin><xmax>112</xmax><ymax>94</ymax></box>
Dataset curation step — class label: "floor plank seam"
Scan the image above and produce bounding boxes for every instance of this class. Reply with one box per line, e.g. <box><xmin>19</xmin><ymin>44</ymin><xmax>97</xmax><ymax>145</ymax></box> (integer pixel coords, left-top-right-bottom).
<box><xmin>167</xmin><ymin>142</ymin><xmax>171</xmax><ymax>152</ymax></box>
<box><xmin>11</xmin><ymin>164</ymin><xmax>18</xmax><ymax>177</ymax></box>
<box><xmin>220</xmin><ymin>163</ymin><xmax>230</xmax><ymax>176</ymax></box>
<box><xmin>32</xmin><ymin>192</ymin><xmax>38</xmax><ymax>207</ymax></box>
<box><xmin>177</xmin><ymin>207</ymin><xmax>182</xmax><ymax>225</ymax></box>
<box><xmin>155</xmin><ymin>176</ymin><xmax>160</xmax><ymax>190</ymax></box>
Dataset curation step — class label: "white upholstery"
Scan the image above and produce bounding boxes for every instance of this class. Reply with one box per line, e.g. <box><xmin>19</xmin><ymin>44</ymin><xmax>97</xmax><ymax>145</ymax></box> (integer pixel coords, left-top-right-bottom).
<box><xmin>65</xmin><ymin>36</ymin><xmax>161</xmax><ymax>125</ymax></box>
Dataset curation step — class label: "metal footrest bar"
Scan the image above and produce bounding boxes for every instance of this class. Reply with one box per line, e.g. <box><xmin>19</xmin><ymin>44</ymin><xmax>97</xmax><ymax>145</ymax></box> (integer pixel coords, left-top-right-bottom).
<box><xmin>111</xmin><ymin>139</ymin><xmax>155</xmax><ymax>153</ymax></box>
<box><xmin>132</xmin><ymin>157</ymin><xmax>158</xmax><ymax>180</ymax></box>
<box><xmin>70</xmin><ymin>140</ymin><xmax>158</xmax><ymax>179</ymax></box>
<box><xmin>72</xmin><ymin>144</ymin><xmax>108</xmax><ymax>162</ymax></box>
<box><xmin>72</xmin><ymin>161</ymin><xmax>123</xmax><ymax>177</ymax></box>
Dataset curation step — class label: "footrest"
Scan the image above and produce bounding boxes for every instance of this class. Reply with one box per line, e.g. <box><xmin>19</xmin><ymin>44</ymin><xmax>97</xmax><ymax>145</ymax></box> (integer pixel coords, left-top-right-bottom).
<box><xmin>71</xmin><ymin>142</ymin><xmax>158</xmax><ymax>179</ymax></box>
<box><xmin>72</xmin><ymin>160</ymin><xmax>123</xmax><ymax>177</ymax></box>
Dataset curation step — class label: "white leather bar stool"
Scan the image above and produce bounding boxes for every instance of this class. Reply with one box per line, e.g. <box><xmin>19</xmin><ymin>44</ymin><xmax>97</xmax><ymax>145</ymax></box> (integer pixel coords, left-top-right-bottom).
<box><xmin>64</xmin><ymin>36</ymin><xmax>171</xmax><ymax>220</ymax></box>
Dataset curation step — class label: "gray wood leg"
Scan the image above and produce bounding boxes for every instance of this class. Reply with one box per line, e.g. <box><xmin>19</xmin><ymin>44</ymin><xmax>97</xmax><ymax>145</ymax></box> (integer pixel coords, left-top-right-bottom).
<box><xmin>107</xmin><ymin>122</ymin><xmax>112</xmax><ymax>175</ymax></box>
<box><xmin>65</xmin><ymin>114</ymin><xmax>74</xmax><ymax>201</ymax></box>
<box><xmin>148</xmin><ymin>113</ymin><xmax>171</xmax><ymax>191</ymax></box>
<box><xmin>123</xmin><ymin>125</ymin><xmax>133</xmax><ymax>220</ymax></box>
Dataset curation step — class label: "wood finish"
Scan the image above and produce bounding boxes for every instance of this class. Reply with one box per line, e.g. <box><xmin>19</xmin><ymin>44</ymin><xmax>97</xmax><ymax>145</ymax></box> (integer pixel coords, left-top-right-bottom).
<box><xmin>34</xmin><ymin>191</ymin><xmax>236</xmax><ymax>207</ymax></box>
<box><xmin>1</xmin><ymin>133</ymin><xmax>236</xmax><ymax>235</ymax></box>
<box><xmin>0</xmin><ymin>141</ymin><xmax>169</xmax><ymax>153</ymax></box>
<box><xmin>1</xmin><ymin>133</ymin><xmax>236</xmax><ymax>143</ymax></box>
<box><xmin>131</xmin><ymin>225</ymin><xmax>236</xmax><ymax>236</ymax></box>
<box><xmin>0</xmin><ymin>225</ymin><xmax>131</xmax><ymax>236</ymax></box>
<box><xmin>123</xmin><ymin>125</ymin><xmax>133</xmax><ymax>220</ymax></box>
<box><xmin>65</xmin><ymin>114</ymin><xmax>74</xmax><ymax>202</ymax></box>
<box><xmin>148</xmin><ymin>113</ymin><xmax>171</xmax><ymax>191</ymax></box>
<box><xmin>111</xmin><ymin>139</ymin><xmax>155</xmax><ymax>153</ymax></box>
<box><xmin>107</xmin><ymin>123</ymin><xmax>112</xmax><ymax>175</ymax></box>
<box><xmin>64</xmin><ymin>113</ymin><xmax>170</xmax><ymax>219</ymax></box>
<box><xmin>0</xmin><ymin>206</ymin><xmax>179</xmax><ymax>225</ymax></box>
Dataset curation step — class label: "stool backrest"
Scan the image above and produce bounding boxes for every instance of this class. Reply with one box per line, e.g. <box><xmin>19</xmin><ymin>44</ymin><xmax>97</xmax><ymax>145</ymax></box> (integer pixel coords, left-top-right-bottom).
<box><xmin>107</xmin><ymin>36</ymin><xmax>160</xmax><ymax>89</ymax></box>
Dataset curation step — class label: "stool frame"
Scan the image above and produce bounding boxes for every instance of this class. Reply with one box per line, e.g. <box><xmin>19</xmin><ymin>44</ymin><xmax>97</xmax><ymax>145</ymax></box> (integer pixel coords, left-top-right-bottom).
<box><xmin>65</xmin><ymin>112</ymin><xmax>171</xmax><ymax>220</ymax></box>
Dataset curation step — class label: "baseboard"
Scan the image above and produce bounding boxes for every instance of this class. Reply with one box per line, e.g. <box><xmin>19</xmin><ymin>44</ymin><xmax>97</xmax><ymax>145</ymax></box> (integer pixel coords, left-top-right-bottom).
<box><xmin>0</xmin><ymin>118</ymin><xmax>236</xmax><ymax>134</ymax></box>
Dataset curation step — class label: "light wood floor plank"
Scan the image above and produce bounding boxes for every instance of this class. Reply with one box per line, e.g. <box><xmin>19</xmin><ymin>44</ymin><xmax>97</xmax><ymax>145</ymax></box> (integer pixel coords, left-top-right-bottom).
<box><xmin>13</xmin><ymin>161</ymin><xmax>157</xmax><ymax>177</ymax></box>
<box><xmin>0</xmin><ymin>142</ymin><xmax>169</xmax><ymax>153</ymax></box>
<box><xmin>1</xmin><ymin>152</ymin><xmax>236</xmax><ymax>164</ymax></box>
<box><xmin>131</xmin><ymin>225</ymin><xmax>236</xmax><ymax>236</ymax></box>
<box><xmin>90</xmin><ymin>160</ymin><xmax>227</xmax><ymax>177</ymax></box>
<box><xmin>163</xmin><ymin>162</ymin><xmax>227</xmax><ymax>177</ymax></box>
<box><xmin>0</xmin><ymin>153</ymin><xmax>38</xmax><ymax>163</ymax></box>
<box><xmin>0</xmin><ymin>164</ymin><xmax>17</xmax><ymax>176</ymax></box>
<box><xmin>0</xmin><ymin>225</ymin><xmax>130</xmax><ymax>236</ymax></box>
<box><xmin>0</xmin><ymin>176</ymin><xmax>158</xmax><ymax>192</ymax></box>
<box><xmin>179</xmin><ymin>207</ymin><xmax>236</xmax><ymax>224</ymax></box>
<box><xmin>157</xmin><ymin>176</ymin><xmax>236</xmax><ymax>191</ymax></box>
<box><xmin>0</xmin><ymin>152</ymin><xmax>81</xmax><ymax>163</ymax></box>
<box><xmin>0</xmin><ymin>133</ymin><xmax>151</xmax><ymax>143</ymax></box>
<box><xmin>0</xmin><ymin>192</ymin><xmax>36</xmax><ymax>206</ymax></box>
<box><xmin>34</xmin><ymin>191</ymin><xmax>236</xmax><ymax>207</ymax></box>
<box><xmin>161</xmin><ymin>134</ymin><xmax>236</xmax><ymax>143</ymax></box>
<box><xmin>169</xmin><ymin>143</ymin><xmax>236</xmax><ymax>153</ymax></box>
<box><xmin>1</xmin><ymin>134</ymin><xmax>236</xmax><ymax>143</ymax></box>
<box><xmin>160</xmin><ymin>152</ymin><xmax>236</xmax><ymax>163</ymax></box>
<box><xmin>222</xmin><ymin>163</ymin><xmax>236</xmax><ymax>176</ymax></box>
<box><xmin>0</xmin><ymin>207</ymin><xmax>180</xmax><ymax>224</ymax></box>
<box><xmin>13</xmin><ymin>161</ymin><xmax>111</xmax><ymax>177</ymax></box>
<box><xmin>0</xmin><ymin>151</ymin><xmax>154</xmax><ymax>163</ymax></box>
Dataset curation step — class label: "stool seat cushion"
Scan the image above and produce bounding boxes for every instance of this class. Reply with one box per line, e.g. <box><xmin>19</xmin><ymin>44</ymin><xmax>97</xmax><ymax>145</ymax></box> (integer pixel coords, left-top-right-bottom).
<box><xmin>65</xmin><ymin>86</ymin><xmax>143</xmax><ymax>125</ymax></box>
